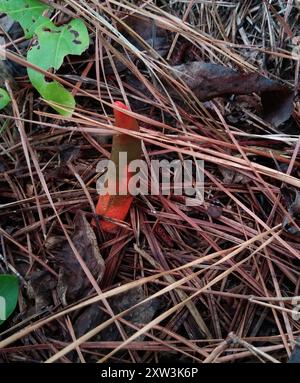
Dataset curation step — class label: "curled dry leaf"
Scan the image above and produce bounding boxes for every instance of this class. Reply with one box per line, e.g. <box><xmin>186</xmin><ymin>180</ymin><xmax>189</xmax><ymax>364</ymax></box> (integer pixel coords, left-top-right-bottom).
<box><xmin>103</xmin><ymin>15</ymin><xmax>169</xmax><ymax>75</ymax></box>
<box><xmin>58</xmin><ymin>143</ymin><xmax>81</xmax><ymax>163</ymax></box>
<box><xmin>219</xmin><ymin>166</ymin><xmax>251</xmax><ymax>184</ymax></box>
<box><xmin>154</xmin><ymin>224</ymin><xmax>174</xmax><ymax>248</ymax></box>
<box><xmin>0</xmin><ymin>60</ymin><xmax>15</xmax><ymax>89</ymax></box>
<box><xmin>27</xmin><ymin>270</ymin><xmax>57</xmax><ymax>312</ymax></box>
<box><xmin>120</xmin><ymin>15</ymin><xmax>169</xmax><ymax>58</ymax></box>
<box><xmin>74</xmin><ymin>286</ymin><xmax>162</xmax><ymax>350</ymax></box>
<box><xmin>56</xmin><ymin>211</ymin><xmax>105</xmax><ymax>305</ymax></box>
<box><xmin>207</xmin><ymin>205</ymin><xmax>223</xmax><ymax>219</ymax></box>
<box><xmin>171</xmin><ymin>61</ymin><xmax>294</xmax><ymax>127</ymax></box>
<box><xmin>283</xmin><ymin>192</ymin><xmax>300</xmax><ymax>236</ymax></box>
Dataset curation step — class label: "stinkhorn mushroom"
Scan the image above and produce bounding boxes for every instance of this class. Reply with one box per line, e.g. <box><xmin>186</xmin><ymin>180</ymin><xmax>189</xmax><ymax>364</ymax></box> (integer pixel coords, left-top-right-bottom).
<box><xmin>94</xmin><ymin>101</ymin><xmax>141</xmax><ymax>232</ymax></box>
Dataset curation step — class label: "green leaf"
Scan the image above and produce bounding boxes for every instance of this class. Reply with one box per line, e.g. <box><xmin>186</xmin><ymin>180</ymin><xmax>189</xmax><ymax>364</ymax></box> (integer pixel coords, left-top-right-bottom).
<box><xmin>0</xmin><ymin>274</ymin><xmax>19</xmax><ymax>326</ymax></box>
<box><xmin>0</xmin><ymin>88</ymin><xmax>11</xmax><ymax>110</ymax></box>
<box><xmin>39</xmin><ymin>81</ymin><xmax>76</xmax><ymax>115</ymax></box>
<box><xmin>0</xmin><ymin>1</ymin><xmax>89</xmax><ymax>116</ymax></box>
<box><xmin>27</xmin><ymin>19</ymin><xmax>89</xmax><ymax>116</ymax></box>
<box><xmin>0</xmin><ymin>0</ymin><xmax>51</xmax><ymax>38</ymax></box>
<box><xmin>32</xmin><ymin>19</ymin><xmax>90</xmax><ymax>70</ymax></box>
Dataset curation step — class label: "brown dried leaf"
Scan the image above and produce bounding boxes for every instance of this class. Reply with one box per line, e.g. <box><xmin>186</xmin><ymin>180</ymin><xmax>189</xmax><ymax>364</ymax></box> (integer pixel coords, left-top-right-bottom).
<box><xmin>103</xmin><ymin>15</ymin><xmax>169</xmax><ymax>75</ymax></box>
<box><xmin>207</xmin><ymin>205</ymin><xmax>223</xmax><ymax>219</ymax></box>
<box><xmin>56</xmin><ymin>211</ymin><xmax>105</xmax><ymax>305</ymax></box>
<box><xmin>74</xmin><ymin>286</ymin><xmax>162</xmax><ymax>342</ymax></box>
<box><xmin>27</xmin><ymin>270</ymin><xmax>57</xmax><ymax>312</ymax></box>
<box><xmin>283</xmin><ymin>192</ymin><xmax>300</xmax><ymax>236</ymax></box>
<box><xmin>219</xmin><ymin>166</ymin><xmax>251</xmax><ymax>184</ymax></box>
<box><xmin>120</xmin><ymin>15</ymin><xmax>169</xmax><ymax>57</ymax></box>
<box><xmin>172</xmin><ymin>61</ymin><xmax>294</xmax><ymax>127</ymax></box>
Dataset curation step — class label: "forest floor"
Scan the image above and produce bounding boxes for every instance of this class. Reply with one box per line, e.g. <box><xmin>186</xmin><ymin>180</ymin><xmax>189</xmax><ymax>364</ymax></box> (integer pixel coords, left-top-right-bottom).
<box><xmin>0</xmin><ymin>0</ymin><xmax>300</xmax><ymax>363</ymax></box>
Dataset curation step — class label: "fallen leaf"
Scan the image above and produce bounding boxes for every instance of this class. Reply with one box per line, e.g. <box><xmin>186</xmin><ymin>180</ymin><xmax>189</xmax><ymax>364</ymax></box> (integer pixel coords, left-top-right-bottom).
<box><xmin>56</xmin><ymin>211</ymin><xmax>105</xmax><ymax>305</ymax></box>
<box><xmin>119</xmin><ymin>15</ymin><xmax>169</xmax><ymax>57</ymax></box>
<box><xmin>207</xmin><ymin>205</ymin><xmax>223</xmax><ymax>219</ymax></box>
<box><xmin>283</xmin><ymin>191</ymin><xmax>300</xmax><ymax>236</ymax></box>
<box><xmin>74</xmin><ymin>286</ymin><xmax>162</xmax><ymax>346</ymax></box>
<box><xmin>27</xmin><ymin>270</ymin><xmax>57</xmax><ymax>312</ymax></box>
<box><xmin>171</xmin><ymin>61</ymin><xmax>294</xmax><ymax>127</ymax></box>
<box><xmin>59</xmin><ymin>143</ymin><xmax>81</xmax><ymax>163</ymax></box>
<box><xmin>154</xmin><ymin>225</ymin><xmax>174</xmax><ymax>247</ymax></box>
<box><xmin>219</xmin><ymin>166</ymin><xmax>251</xmax><ymax>184</ymax></box>
<box><xmin>101</xmin><ymin>15</ymin><xmax>169</xmax><ymax>76</ymax></box>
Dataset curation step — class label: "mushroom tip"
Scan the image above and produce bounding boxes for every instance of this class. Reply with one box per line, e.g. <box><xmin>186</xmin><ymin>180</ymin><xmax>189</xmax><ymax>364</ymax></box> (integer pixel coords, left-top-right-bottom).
<box><xmin>114</xmin><ymin>100</ymin><xmax>128</xmax><ymax>110</ymax></box>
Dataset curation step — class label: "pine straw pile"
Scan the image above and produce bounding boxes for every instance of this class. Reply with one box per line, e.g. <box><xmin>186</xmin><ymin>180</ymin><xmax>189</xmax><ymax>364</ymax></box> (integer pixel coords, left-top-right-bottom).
<box><xmin>0</xmin><ymin>0</ymin><xmax>300</xmax><ymax>363</ymax></box>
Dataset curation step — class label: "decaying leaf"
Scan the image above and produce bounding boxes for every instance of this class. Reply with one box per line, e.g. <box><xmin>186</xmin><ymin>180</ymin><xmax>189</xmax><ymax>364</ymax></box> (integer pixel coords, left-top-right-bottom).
<box><xmin>27</xmin><ymin>270</ymin><xmax>57</xmax><ymax>312</ymax></box>
<box><xmin>56</xmin><ymin>211</ymin><xmax>105</xmax><ymax>305</ymax></box>
<box><xmin>207</xmin><ymin>205</ymin><xmax>223</xmax><ymax>219</ymax></box>
<box><xmin>0</xmin><ymin>61</ymin><xmax>15</xmax><ymax>88</ymax></box>
<box><xmin>283</xmin><ymin>192</ymin><xmax>300</xmax><ymax>236</ymax></box>
<box><xmin>58</xmin><ymin>143</ymin><xmax>81</xmax><ymax>163</ymax></box>
<box><xmin>103</xmin><ymin>15</ymin><xmax>169</xmax><ymax>75</ymax></box>
<box><xmin>120</xmin><ymin>15</ymin><xmax>169</xmax><ymax>57</ymax></box>
<box><xmin>171</xmin><ymin>61</ymin><xmax>294</xmax><ymax>127</ymax></box>
<box><xmin>74</xmin><ymin>286</ymin><xmax>162</xmax><ymax>347</ymax></box>
<box><xmin>219</xmin><ymin>166</ymin><xmax>251</xmax><ymax>184</ymax></box>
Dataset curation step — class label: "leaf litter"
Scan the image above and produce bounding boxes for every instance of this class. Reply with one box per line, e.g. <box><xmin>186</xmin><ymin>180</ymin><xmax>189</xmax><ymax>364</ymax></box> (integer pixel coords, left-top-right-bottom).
<box><xmin>170</xmin><ymin>61</ymin><xmax>294</xmax><ymax>128</ymax></box>
<box><xmin>0</xmin><ymin>0</ymin><xmax>300</xmax><ymax>364</ymax></box>
<box><xmin>56</xmin><ymin>211</ymin><xmax>105</xmax><ymax>305</ymax></box>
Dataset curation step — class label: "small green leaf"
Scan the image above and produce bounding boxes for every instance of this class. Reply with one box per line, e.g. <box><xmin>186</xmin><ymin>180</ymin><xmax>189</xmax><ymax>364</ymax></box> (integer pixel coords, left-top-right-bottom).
<box><xmin>0</xmin><ymin>274</ymin><xmax>19</xmax><ymax>326</ymax></box>
<box><xmin>0</xmin><ymin>1</ymin><xmax>89</xmax><ymax>116</ymax></box>
<box><xmin>0</xmin><ymin>88</ymin><xmax>11</xmax><ymax>110</ymax></box>
<box><xmin>32</xmin><ymin>19</ymin><xmax>90</xmax><ymax>70</ymax></box>
<box><xmin>40</xmin><ymin>82</ymin><xmax>76</xmax><ymax>115</ymax></box>
<box><xmin>0</xmin><ymin>0</ymin><xmax>51</xmax><ymax>38</ymax></box>
<box><xmin>27</xmin><ymin>19</ymin><xmax>89</xmax><ymax>116</ymax></box>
